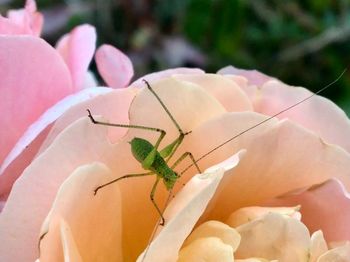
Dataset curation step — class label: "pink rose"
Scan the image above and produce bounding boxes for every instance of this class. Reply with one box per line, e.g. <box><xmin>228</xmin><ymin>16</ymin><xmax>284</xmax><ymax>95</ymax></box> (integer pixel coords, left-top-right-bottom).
<box><xmin>1</xmin><ymin>3</ymin><xmax>350</xmax><ymax>261</ymax></box>
<box><xmin>0</xmin><ymin>0</ymin><xmax>134</xmax><ymax>202</ymax></box>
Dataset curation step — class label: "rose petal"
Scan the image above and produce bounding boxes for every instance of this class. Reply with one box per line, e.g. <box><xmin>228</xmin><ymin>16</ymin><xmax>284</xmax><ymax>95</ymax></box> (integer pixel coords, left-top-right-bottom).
<box><xmin>0</xmin><ymin>87</ymin><xmax>112</xmax><ymax>200</ymax></box>
<box><xmin>131</xmin><ymin>67</ymin><xmax>204</xmax><ymax>88</ymax></box>
<box><xmin>7</xmin><ymin>0</ymin><xmax>43</xmax><ymax>36</ymax></box>
<box><xmin>218</xmin><ymin>65</ymin><xmax>274</xmax><ymax>86</ymax></box>
<box><xmin>173</xmin><ymin>73</ymin><xmax>253</xmax><ymax>112</ymax></box>
<box><xmin>182</xmin><ymin>220</ymin><xmax>241</xmax><ymax>252</ymax></box>
<box><xmin>38</xmin><ymin>87</ymin><xmax>137</xmax><ymax>152</ymax></box>
<box><xmin>39</xmin><ymin>163</ymin><xmax>122</xmax><ymax>262</ymax></box>
<box><xmin>137</xmin><ymin>153</ymin><xmax>243</xmax><ymax>262</ymax></box>
<box><xmin>252</xmin><ymin>80</ymin><xmax>350</xmax><ymax>153</ymax></box>
<box><xmin>0</xmin><ymin>15</ymin><xmax>28</xmax><ymax>35</ymax></box>
<box><xmin>263</xmin><ymin>179</ymin><xmax>350</xmax><ymax>242</ymax></box>
<box><xmin>59</xmin><ymin>219</ymin><xmax>83</xmax><ymax>262</ymax></box>
<box><xmin>317</xmin><ymin>242</ymin><xmax>350</xmax><ymax>262</ymax></box>
<box><xmin>310</xmin><ymin>230</ymin><xmax>328</xmax><ymax>262</ymax></box>
<box><xmin>235</xmin><ymin>212</ymin><xmax>311</xmax><ymax>261</ymax></box>
<box><xmin>56</xmin><ymin>25</ymin><xmax>96</xmax><ymax>89</ymax></box>
<box><xmin>178</xmin><ymin>237</ymin><xmax>234</xmax><ymax>262</ymax></box>
<box><xmin>0</xmin><ymin>35</ymin><xmax>73</xmax><ymax>166</ymax></box>
<box><xmin>95</xmin><ymin>44</ymin><xmax>134</xmax><ymax>88</ymax></box>
<box><xmin>226</xmin><ymin>206</ymin><xmax>301</xmax><ymax>228</ymax></box>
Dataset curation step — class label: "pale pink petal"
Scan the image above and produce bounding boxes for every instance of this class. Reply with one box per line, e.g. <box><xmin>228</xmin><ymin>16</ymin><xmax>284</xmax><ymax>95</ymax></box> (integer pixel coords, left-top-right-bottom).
<box><xmin>82</xmin><ymin>71</ymin><xmax>98</xmax><ymax>89</ymax></box>
<box><xmin>0</xmin><ymin>35</ymin><xmax>73</xmax><ymax>167</ymax></box>
<box><xmin>218</xmin><ymin>65</ymin><xmax>274</xmax><ymax>86</ymax></box>
<box><xmin>55</xmin><ymin>25</ymin><xmax>97</xmax><ymax>89</ymax></box>
<box><xmin>39</xmin><ymin>163</ymin><xmax>122</xmax><ymax>262</ymax></box>
<box><xmin>263</xmin><ymin>179</ymin><xmax>350</xmax><ymax>242</ymax></box>
<box><xmin>0</xmin><ymin>87</ymin><xmax>112</xmax><ymax>200</ymax></box>
<box><xmin>95</xmin><ymin>44</ymin><xmax>134</xmax><ymax>88</ymax></box>
<box><xmin>39</xmin><ymin>87</ymin><xmax>137</xmax><ymax>153</ymax></box>
<box><xmin>6</xmin><ymin>0</ymin><xmax>43</xmax><ymax>36</ymax></box>
<box><xmin>131</xmin><ymin>67</ymin><xmax>204</xmax><ymax>88</ymax></box>
<box><xmin>137</xmin><ymin>153</ymin><xmax>243</xmax><ymax>262</ymax></box>
<box><xmin>252</xmin><ymin>80</ymin><xmax>350</xmax><ymax>153</ymax></box>
<box><xmin>173</xmin><ymin>73</ymin><xmax>253</xmax><ymax>112</ymax></box>
<box><xmin>0</xmin><ymin>79</ymin><xmax>223</xmax><ymax>261</ymax></box>
<box><xmin>0</xmin><ymin>15</ymin><xmax>28</xmax><ymax>35</ymax></box>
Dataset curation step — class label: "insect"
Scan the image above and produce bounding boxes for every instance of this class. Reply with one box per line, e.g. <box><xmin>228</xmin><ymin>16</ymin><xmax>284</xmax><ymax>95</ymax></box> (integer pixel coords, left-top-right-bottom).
<box><xmin>87</xmin><ymin>80</ymin><xmax>202</xmax><ymax>226</ymax></box>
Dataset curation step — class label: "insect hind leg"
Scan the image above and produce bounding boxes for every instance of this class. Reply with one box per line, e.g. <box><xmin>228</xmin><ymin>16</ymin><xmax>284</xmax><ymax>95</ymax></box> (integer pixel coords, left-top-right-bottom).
<box><xmin>150</xmin><ymin>176</ymin><xmax>165</xmax><ymax>226</ymax></box>
<box><xmin>94</xmin><ymin>172</ymin><xmax>154</xmax><ymax>195</ymax></box>
<box><xmin>172</xmin><ymin>151</ymin><xmax>201</xmax><ymax>174</ymax></box>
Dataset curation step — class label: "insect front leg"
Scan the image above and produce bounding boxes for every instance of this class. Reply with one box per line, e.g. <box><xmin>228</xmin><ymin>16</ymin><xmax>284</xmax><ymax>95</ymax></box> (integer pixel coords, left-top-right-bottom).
<box><xmin>87</xmin><ymin>109</ymin><xmax>167</xmax><ymax>169</ymax></box>
<box><xmin>150</xmin><ymin>176</ymin><xmax>165</xmax><ymax>226</ymax></box>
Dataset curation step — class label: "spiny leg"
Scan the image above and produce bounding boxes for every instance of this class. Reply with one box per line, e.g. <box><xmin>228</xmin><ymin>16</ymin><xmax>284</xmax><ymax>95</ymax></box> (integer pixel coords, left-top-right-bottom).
<box><xmin>172</xmin><ymin>151</ymin><xmax>201</xmax><ymax>174</ymax></box>
<box><xmin>143</xmin><ymin>80</ymin><xmax>185</xmax><ymax>135</ymax></box>
<box><xmin>150</xmin><ymin>176</ymin><xmax>165</xmax><ymax>226</ymax></box>
<box><xmin>87</xmin><ymin>109</ymin><xmax>166</xmax><ymax>169</ymax></box>
<box><xmin>94</xmin><ymin>172</ymin><xmax>154</xmax><ymax>195</ymax></box>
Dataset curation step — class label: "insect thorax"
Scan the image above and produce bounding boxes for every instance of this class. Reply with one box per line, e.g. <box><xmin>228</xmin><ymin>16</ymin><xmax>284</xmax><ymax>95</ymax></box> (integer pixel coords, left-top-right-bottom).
<box><xmin>129</xmin><ymin>137</ymin><xmax>177</xmax><ymax>190</ymax></box>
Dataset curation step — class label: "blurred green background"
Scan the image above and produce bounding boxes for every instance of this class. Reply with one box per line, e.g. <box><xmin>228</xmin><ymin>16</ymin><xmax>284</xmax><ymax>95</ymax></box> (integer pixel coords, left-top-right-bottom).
<box><xmin>2</xmin><ymin>0</ymin><xmax>350</xmax><ymax>115</ymax></box>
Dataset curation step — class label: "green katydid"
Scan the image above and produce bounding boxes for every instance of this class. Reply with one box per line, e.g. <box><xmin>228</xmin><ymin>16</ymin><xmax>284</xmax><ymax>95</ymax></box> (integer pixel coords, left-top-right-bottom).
<box><xmin>87</xmin><ymin>80</ymin><xmax>201</xmax><ymax>226</ymax></box>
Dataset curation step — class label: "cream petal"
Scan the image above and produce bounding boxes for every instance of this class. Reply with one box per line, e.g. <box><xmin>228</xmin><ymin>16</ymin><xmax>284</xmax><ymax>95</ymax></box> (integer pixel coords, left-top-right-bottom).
<box><xmin>310</xmin><ymin>230</ymin><xmax>328</xmax><ymax>262</ymax></box>
<box><xmin>39</xmin><ymin>163</ymin><xmax>122</xmax><ymax>262</ymax></box>
<box><xmin>317</xmin><ymin>242</ymin><xmax>350</xmax><ymax>262</ymax></box>
<box><xmin>59</xmin><ymin>219</ymin><xmax>83</xmax><ymax>262</ymax></box>
<box><xmin>226</xmin><ymin>206</ymin><xmax>301</xmax><ymax>228</ymax></box>
<box><xmin>178</xmin><ymin>237</ymin><xmax>234</xmax><ymax>262</ymax></box>
<box><xmin>235</xmin><ymin>213</ymin><xmax>310</xmax><ymax>262</ymax></box>
<box><xmin>131</xmin><ymin>68</ymin><xmax>204</xmax><ymax>88</ymax></box>
<box><xmin>137</xmin><ymin>152</ymin><xmax>243</xmax><ymax>262</ymax></box>
<box><xmin>173</xmin><ymin>73</ymin><xmax>253</xmax><ymax>112</ymax></box>
<box><xmin>182</xmin><ymin>220</ymin><xmax>241</xmax><ymax>252</ymax></box>
<box><xmin>235</xmin><ymin>259</ymin><xmax>273</xmax><ymax>262</ymax></box>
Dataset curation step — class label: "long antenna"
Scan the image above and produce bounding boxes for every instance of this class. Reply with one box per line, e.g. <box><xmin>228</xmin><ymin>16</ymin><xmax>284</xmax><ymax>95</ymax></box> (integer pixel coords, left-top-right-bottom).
<box><xmin>140</xmin><ymin>68</ymin><xmax>347</xmax><ymax>261</ymax></box>
<box><xmin>181</xmin><ymin>68</ymin><xmax>347</xmax><ymax>174</ymax></box>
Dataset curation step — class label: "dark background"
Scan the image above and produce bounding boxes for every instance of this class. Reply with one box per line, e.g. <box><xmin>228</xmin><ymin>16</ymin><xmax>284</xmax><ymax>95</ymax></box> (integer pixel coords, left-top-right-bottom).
<box><xmin>2</xmin><ymin>0</ymin><xmax>350</xmax><ymax>115</ymax></box>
